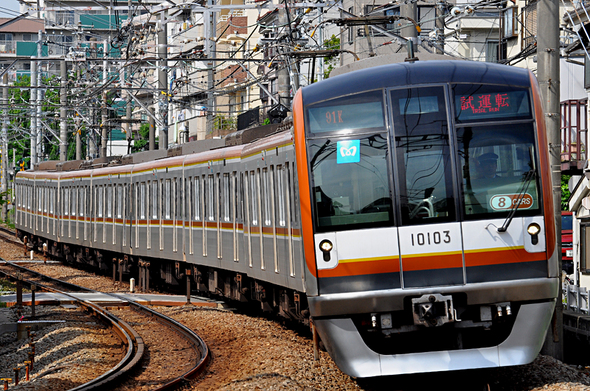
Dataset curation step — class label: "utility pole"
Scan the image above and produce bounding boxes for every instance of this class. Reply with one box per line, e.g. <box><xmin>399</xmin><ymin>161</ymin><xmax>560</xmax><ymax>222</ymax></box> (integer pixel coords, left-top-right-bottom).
<box><xmin>400</xmin><ymin>1</ymin><xmax>418</xmax><ymax>43</ymax></box>
<box><xmin>36</xmin><ymin>31</ymin><xmax>42</xmax><ymax>163</ymax></box>
<box><xmin>205</xmin><ymin>2</ymin><xmax>216</xmax><ymax>138</ymax></box>
<box><xmin>1</xmin><ymin>74</ymin><xmax>7</xmax><ymax>220</ymax></box>
<box><xmin>277</xmin><ymin>7</ymin><xmax>291</xmax><ymax>107</ymax></box>
<box><xmin>537</xmin><ymin>0</ymin><xmax>563</xmax><ymax>360</ymax></box>
<box><xmin>158</xmin><ymin>17</ymin><xmax>168</xmax><ymax>149</ymax></box>
<box><xmin>30</xmin><ymin>58</ymin><xmax>37</xmax><ymax>167</ymax></box>
<box><xmin>60</xmin><ymin>61</ymin><xmax>67</xmax><ymax>161</ymax></box>
<box><xmin>101</xmin><ymin>40</ymin><xmax>108</xmax><ymax>158</ymax></box>
<box><xmin>435</xmin><ymin>1</ymin><xmax>445</xmax><ymax>54</ymax></box>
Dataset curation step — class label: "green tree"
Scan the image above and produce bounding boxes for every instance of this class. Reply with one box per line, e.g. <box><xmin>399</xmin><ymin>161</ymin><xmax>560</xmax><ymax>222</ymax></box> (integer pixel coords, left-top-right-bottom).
<box><xmin>562</xmin><ymin>174</ymin><xmax>571</xmax><ymax>211</ymax></box>
<box><xmin>131</xmin><ymin>123</ymin><xmax>158</xmax><ymax>153</ymax></box>
<box><xmin>323</xmin><ymin>35</ymin><xmax>340</xmax><ymax>79</ymax></box>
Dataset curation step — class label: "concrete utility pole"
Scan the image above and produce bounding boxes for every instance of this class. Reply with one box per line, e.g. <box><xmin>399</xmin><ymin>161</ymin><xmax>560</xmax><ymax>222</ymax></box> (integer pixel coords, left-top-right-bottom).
<box><xmin>60</xmin><ymin>61</ymin><xmax>67</xmax><ymax>161</ymax></box>
<box><xmin>277</xmin><ymin>8</ymin><xmax>291</xmax><ymax>107</ymax></box>
<box><xmin>157</xmin><ymin>18</ymin><xmax>168</xmax><ymax>149</ymax></box>
<box><xmin>101</xmin><ymin>40</ymin><xmax>108</xmax><ymax>158</ymax></box>
<box><xmin>205</xmin><ymin>2</ymin><xmax>216</xmax><ymax>137</ymax></box>
<box><xmin>36</xmin><ymin>31</ymin><xmax>42</xmax><ymax>163</ymax></box>
<box><xmin>1</xmin><ymin>74</ymin><xmax>7</xmax><ymax>220</ymax></box>
<box><xmin>537</xmin><ymin>0</ymin><xmax>563</xmax><ymax>360</ymax></box>
<box><xmin>30</xmin><ymin>59</ymin><xmax>37</xmax><ymax>167</ymax></box>
<box><xmin>435</xmin><ymin>1</ymin><xmax>445</xmax><ymax>54</ymax></box>
<box><xmin>400</xmin><ymin>1</ymin><xmax>418</xmax><ymax>43</ymax></box>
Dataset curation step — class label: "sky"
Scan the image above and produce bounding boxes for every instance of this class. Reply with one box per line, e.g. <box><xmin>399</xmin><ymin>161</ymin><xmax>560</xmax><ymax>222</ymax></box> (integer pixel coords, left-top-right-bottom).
<box><xmin>0</xmin><ymin>0</ymin><xmax>22</xmax><ymax>18</ymax></box>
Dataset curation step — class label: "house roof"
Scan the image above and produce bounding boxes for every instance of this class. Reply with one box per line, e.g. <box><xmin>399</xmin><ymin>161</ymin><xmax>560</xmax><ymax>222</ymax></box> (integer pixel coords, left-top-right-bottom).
<box><xmin>0</xmin><ymin>18</ymin><xmax>45</xmax><ymax>33</ymax></box>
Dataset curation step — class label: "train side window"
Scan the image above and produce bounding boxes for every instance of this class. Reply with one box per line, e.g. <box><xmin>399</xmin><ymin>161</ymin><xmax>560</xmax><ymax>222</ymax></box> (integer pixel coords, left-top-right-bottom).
<box><xmin>152</xmin><ymin>180</ymin><xmax>158</xmax><ymax>219</ymax></box>
<box><xmin>72</xmin><ymin>187</ymin><xmax>77</xmax><ymax>216</ymax></box>
<box><xmin>276</xmin><ymin>165</ymin><xmax>285</xmax><ymax>227</ymax></box>
<box><xmin>44</xmin><ymin>187</ymin><xmax>48</xmax><ymax>213</ymax></box>
<box><xmin>98</xmin><ymin>185</ymin><xmax>103</xmax><ymax>218</ymax></box>
<box><xmin>172</xmin><ymin>178</ymin><xmax>177</xmax><ymax>219</ymax></box>
<box><xmin>208</xmin><ymin>175</ymin><xmax>215</xmax><ymax>221</ymax></box>
<box><xmin>80</xmin><ymin>187</ymin><xmax>85</xmax><ymax>217</ymax></box>
<box><xmin>140</xmin><ymin>182</ymin><xmax>146</xmax><ymax>219</ymax></box>
<box><xmin>223</xmin><ymin>173</ymin><xmax>230</xmax><ymax>222</ymax></box>
<box><xmin>38</xmin><ymin>187</ymin><xmax>42</xmax><ymax>212</ymax></box>
<box><xmin>165</xmin><ymin>179</ymin><xmax>171</xmax><ymax>219</ymax></box>
<box><xmin>64</xmin><ymin>187</ymin><xmax>69</xmax><ymax>216</ymax></box>
<box><xmin>49</xmin><ymin>187</ymin><xmax>54</xmax><ymax>214</ymax></box>
<box><xmin>391</xmin><ymin>86</ymin><xmax>455</xmax><ymax>226</ymax></box>
<box><xmin>250</xmin><ymin>171</ymin><xmax>258</xmax><ymax>226</ymax></box>
<box><xmin>107</xmin><ymin>185</ymin><xmax>113</xmax><ymax>218</ymax></box>
<box><xmin>194</xmin><ymin>177</ymin><xmax>201</xmax><ymax>220</ymax></box>
<box><xmin>116</xmin><ymin>185</ymin><xmax>121</xmax><ymax>218</ymax></box>
<box><xmin>262</xmin><ymin>168</ymin><xmax>271</xmax><ymax>226</ymax></box>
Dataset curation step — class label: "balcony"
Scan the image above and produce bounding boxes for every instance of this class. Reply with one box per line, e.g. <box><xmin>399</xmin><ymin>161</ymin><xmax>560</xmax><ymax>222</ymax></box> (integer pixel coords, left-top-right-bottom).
<box><xmin>561</xmin><ymin>99</ymin><xmax>588</xmax><ymax>174</ymax></box>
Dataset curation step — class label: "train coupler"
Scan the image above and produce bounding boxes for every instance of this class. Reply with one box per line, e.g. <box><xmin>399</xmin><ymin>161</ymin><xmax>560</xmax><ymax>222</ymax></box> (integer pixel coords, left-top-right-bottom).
<box><xmin>412</xmin><ymin>293</ymin><xmax>458</xmax><ymax>327</ymax></box>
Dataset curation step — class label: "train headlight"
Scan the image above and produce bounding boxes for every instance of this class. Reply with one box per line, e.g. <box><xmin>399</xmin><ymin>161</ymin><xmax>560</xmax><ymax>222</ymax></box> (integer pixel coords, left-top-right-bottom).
<box><xmin>319</xmin><ymin>239</ymin><xmax>333</xmax><ymax>262</ymax></box>
<box><xmin>526</xmin><ymin>223</ymin><xmax>541</xmax><ymax>245</ymax></box>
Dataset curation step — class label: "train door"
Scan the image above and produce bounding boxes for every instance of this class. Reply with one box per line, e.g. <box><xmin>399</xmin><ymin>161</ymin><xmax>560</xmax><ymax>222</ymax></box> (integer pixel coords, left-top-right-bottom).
<box><xmin>390</xmin><ymin>86</ymin><xmax>464</xmax><ymax>289</ymax></box>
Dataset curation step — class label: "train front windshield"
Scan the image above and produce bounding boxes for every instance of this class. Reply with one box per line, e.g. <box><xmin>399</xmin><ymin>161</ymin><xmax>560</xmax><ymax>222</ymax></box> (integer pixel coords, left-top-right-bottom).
<box><xmin>304</xmin><ymin>83</ymin><xmax>540</xmax><ymax>230</ymax></box>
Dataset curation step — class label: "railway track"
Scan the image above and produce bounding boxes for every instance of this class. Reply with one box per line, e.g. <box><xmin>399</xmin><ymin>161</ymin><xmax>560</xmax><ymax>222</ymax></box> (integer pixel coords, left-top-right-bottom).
<box><xmin>0</xmin><ymin>260</ymin><xmax>210</xmax><ymax>391</ymax></box>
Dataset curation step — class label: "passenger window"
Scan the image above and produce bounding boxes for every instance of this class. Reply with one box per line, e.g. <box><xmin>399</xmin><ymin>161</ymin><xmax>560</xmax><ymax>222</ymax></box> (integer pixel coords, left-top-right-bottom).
<box><xmin>309</xmin><ymin>133</ymin><xmax>392</xmax><ymax>232</ymax></box>
<box><xmin>391</xmin><ymin>86</ymin><xmax>456</xmax><ymax>225</ymax></box>
<box><xmin>140</xmin><ymin>182</ymin><xmax>146</xmax><ymax>219</ymax></box>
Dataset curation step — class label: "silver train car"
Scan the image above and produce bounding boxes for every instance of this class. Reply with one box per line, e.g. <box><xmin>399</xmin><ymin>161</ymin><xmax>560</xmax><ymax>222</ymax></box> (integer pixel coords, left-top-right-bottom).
<box><xmin>15</xmin><ymin>61</ymin><xmax>559</xmax><ymax>377</ymax></box>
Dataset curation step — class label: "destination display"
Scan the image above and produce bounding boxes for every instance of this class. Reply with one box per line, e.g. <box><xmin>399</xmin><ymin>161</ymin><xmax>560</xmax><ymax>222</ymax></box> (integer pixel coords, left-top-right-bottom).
<box><xmin>454</xmin><ymin>86</ymin><xmax>531</xmax><ymax>123</ymax></box>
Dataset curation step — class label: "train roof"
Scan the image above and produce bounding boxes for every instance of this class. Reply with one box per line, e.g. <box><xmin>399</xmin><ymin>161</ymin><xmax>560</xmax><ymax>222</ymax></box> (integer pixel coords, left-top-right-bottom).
<box><xmin>301</xmin><ymin>60</ymin><xmax>533</xmax><ymax>106</ymax></box>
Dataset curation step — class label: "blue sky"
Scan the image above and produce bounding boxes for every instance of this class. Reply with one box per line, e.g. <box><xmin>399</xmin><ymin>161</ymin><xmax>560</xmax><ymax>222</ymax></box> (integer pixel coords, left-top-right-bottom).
<box><xmin>0</xmin><ymin>0</ymin><xmax>22</xmax><ymax>18</ymax></box>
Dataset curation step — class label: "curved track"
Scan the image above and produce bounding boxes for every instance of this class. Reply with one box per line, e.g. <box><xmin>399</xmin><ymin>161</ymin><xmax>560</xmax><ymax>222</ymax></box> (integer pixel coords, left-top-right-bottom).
<box><xmin>0</xmin><ymin>259</ymin><xmax>210</xmax><ymax>390</ymax></box>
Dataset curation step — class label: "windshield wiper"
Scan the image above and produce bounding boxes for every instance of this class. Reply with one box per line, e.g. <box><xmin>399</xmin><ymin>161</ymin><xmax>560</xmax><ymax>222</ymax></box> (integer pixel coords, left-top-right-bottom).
<box><xmin>498</xmin><ymin>147</ymin><xmax>536</xmax><ymax>233</ymax></box>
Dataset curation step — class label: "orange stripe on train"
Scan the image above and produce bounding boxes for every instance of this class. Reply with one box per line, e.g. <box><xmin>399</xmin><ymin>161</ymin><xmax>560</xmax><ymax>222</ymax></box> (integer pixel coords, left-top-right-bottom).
<box><xmin>318</xmin><ymin>256</ymin><xmax>400</xmax><ymax>278</ymax></box>
<box><xmin>402</xmin><ymin>251</ymin><xmax>463</xmax><ymax>271</ymax></box>
<box><xmin>465</xmin><ymin>247</ymin><xmax>545</xmax><ymax>267</ymax></box>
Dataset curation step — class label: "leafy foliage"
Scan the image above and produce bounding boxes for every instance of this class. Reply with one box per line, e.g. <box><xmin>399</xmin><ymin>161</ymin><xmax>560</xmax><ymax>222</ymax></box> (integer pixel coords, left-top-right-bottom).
<box><xmin>323</xmin><ymin>35</ymin><xmax>340</xmax><ymax>79</ymax></box>
<box><xmin>562</xmin><ymin>174</ymin><xmax>571</xmax><ymax>211</ymax></box>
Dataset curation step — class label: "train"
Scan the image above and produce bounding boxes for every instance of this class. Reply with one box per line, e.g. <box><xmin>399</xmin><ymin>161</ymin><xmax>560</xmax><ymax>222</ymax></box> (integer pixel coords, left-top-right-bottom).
<box><xmin>14</xmin><ymin>60</ymin><xmax>558</xmax><ymax>377</ymax></box>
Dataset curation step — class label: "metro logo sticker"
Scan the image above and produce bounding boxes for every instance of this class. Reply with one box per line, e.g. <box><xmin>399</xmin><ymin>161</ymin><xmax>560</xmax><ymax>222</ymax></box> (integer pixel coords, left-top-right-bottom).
<box><xmin>337</xmin><ymin>140</ymin><xmax>360</xmax><ymax>164</ymax></box>
<box><xmin>489</xmin><ymin>193</ymin><xmax>534</xmax><ymax>211</ymax></box>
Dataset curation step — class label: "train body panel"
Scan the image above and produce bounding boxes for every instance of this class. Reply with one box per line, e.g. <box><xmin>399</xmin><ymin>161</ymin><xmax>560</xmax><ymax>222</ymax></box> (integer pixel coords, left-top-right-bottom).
<box><xmin>15</xmin><ymin>60</ymin><xmax>557</xmax><ymax>378</ymax></box>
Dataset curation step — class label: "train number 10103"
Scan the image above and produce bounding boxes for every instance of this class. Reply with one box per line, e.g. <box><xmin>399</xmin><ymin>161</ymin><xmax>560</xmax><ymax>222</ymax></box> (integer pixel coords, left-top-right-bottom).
<box><xmin>410</xmin><ymin>231</ymin><xmax>451</xmax><ymax>246</ymax></box>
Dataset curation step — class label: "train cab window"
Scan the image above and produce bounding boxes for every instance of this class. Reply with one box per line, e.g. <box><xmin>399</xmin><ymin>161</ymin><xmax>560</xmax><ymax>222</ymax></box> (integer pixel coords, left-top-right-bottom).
<box><xmin>391</xmin><ymin>86</ymin><xmax>456</xmax><ymax>225</ymax></box>
<box><xmin>308</xmin><ymin>133</ymin><xmax>392</xmax><ymax>232</ymax></box>
<box><xmin>454</xmin><ymin>83</ymin><xmax>539</xmax><ymax>217</ymax></box>
<box><xmin>457</xmin><ymin>123</ymin><xmax>540</xmax><ymax>217</ymax></box>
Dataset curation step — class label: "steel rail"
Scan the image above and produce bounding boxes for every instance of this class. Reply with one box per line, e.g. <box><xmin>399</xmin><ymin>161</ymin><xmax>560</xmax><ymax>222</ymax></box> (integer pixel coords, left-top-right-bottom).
<box><xmin>0</xmin><ymin>259</ymin><xmax>144</xmax><ymax>391</ymax></box>
<box><xmin>0</xmin><ymin>260</ymin><xmax>210</xmax><ymax>390</ymax></box>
